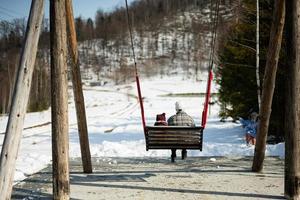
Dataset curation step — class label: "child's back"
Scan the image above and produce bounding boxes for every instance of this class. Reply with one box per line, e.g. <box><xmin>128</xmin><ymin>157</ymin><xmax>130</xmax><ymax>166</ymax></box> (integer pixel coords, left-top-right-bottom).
<box><xmin>154</xmin><ymin>113</ymin><xmax>168</xmax><ymax>126</ymax></box>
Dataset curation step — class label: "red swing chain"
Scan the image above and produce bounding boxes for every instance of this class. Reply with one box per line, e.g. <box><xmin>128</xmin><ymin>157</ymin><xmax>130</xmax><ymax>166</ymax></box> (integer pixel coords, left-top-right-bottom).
<box><xmin>125</xmin><ymin>0</ymin><xmax>147</xmax><ymax>136</ymax></box>
<box><xmin>135</xmin><ymin>74</ymin><xmax>146</xmax><ymax>134</ymax></box>
<box><xmin>201</xmin><ymin>0</ymin><xmax>220</xmax><ymax>128</ymax></box>
<box><xmin>201</xmin><ymin>70</ymin><xmax>213</xmax><ymax>128</ymax></box>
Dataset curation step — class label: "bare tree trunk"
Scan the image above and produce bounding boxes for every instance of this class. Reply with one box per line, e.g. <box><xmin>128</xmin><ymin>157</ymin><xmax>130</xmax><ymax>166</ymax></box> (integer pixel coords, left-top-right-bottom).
<box><xmin>50</xmin><ymin>0</ymin><xmax>70</xmax><ymax>199</ymax></box>
<box><xmin>284</xmin><ymin>0</ymin><xmax>300</xmax><ymax>198</ymax></box>
<box><xmin>65</xmin><ymin>0</ymin><xmax>92</xmax><ymax>173</ymax></box>
<box><xmin>256</xmin><ymin>0</ymin><xmax>261</xmax><ymax>110</ymax></box>
<box><xmin>7</xmin><ymin>61</ymin><xmax>12</xmax><ymax>113</ymax></box>
<box><xmin>252</xmin><ymin>0</ymin><xmax>285</xmax><ymax>172</ymax></box>
<box><xmin>0</xmin><ymin>1</ymin><xmax>44</xmax><ymax>199</ymax></box>
<box><xmin>1</xmin><ymin>89</ymin><xmax>6</xmax><ymax>115</ymax></box>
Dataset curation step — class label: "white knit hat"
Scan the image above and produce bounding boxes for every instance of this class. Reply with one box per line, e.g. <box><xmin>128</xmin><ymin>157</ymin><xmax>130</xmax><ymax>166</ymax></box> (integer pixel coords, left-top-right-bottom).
<box><xmin>175</xmin><ymin>101</ymin><xmax>182</xmax><ymax>112</ymax></box>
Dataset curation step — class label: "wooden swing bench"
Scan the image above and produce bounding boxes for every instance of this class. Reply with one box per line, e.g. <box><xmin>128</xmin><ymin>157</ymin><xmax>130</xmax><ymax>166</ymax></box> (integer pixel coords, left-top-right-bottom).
<box><xmin>145</xmin><ymin>126</ymin><xmax>204</xmax><ymax>152</ymax></box>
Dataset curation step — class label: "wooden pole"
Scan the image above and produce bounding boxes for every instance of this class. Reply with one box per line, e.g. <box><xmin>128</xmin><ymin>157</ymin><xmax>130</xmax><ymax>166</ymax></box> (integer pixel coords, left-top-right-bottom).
<box><xmin>65</xmin><ymin>0</ymin><xmax>92</xmax><ymax>173</ymax></box>
<box><xmin>252</xmin><ymin>0</ymin><xmax>285</xmax><ymax>172</ymax></box>
<box><xmin>50</xmin><ymin>0</ymin><xmax>70</xmax><ymax>199</ymax></box>
<box><xmin>285</xmin><ymin>0</ymin><xmax>300</xmax><ymax>198</ymax></box>
<box><xmin>0</xmin><ymin>1</ymin><xmax>44</xmax><ymax>199</ymax></box>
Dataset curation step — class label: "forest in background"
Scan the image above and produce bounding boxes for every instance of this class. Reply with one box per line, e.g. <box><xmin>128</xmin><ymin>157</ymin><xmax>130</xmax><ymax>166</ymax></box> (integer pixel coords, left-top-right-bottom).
<box><xmin>0</xmin><ymin>0</ymin><xmax>235</xmax><ymax>114</ymax></box>
<box><xmin>0</xmin><ymin>19</ymin><xmax>50</xmax><ymax>114</ymax></box>
<box><xmin>217</xmin><ymin>0</ymin><xmax>286</xmax><ymax>141</ymax></box>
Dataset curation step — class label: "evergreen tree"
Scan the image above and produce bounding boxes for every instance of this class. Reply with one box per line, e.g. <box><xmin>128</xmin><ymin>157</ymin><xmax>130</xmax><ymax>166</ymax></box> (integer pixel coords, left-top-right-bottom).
<box><xmin>217</xmin><ymin>0</ymin><xmax>286</xmax><ymax>141</ymax></box>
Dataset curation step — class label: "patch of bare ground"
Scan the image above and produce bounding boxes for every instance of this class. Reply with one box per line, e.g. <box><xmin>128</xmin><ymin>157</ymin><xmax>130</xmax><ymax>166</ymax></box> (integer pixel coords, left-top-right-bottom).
<box><xmin>12</xmin><ymin>156</ymin><xmax>284</xmax><ymax>200</ymax></box>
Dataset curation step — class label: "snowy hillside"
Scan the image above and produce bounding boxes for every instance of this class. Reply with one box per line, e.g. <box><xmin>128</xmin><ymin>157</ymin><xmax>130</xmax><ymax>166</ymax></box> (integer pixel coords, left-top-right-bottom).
<box><xmin>0</xmin><ymin>76</ymin><xmax>284</xmax><ymax>183</ymax></box>
<box><xmin>77</xmin><ymin>2</ymin><xmax>236</xmax><ymax>85</ymax></box>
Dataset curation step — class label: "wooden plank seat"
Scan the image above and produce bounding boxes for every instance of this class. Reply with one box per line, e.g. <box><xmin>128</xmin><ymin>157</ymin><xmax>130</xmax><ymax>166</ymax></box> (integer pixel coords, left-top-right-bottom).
<box><xmin>145</xmin><ymin>126</ymin><xmax>204</xmax><ymax>151</ymax></box>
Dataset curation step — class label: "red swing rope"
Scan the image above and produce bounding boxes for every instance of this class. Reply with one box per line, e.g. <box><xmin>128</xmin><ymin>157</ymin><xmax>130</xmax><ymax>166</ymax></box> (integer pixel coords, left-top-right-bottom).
<box><xmin>125</xmin><ymin>0</ymin><xmax>147</xmax><ymax>136</ymax></box>
<box><xmin>201</xmin><ymin>0</ymin><xmax>220</xmax><ymax>128</ymax></box>
<box><xmin>125</xmin><ymin>0</ymin><xmax>219</xmax><ymax>132</ymax></box>
<box><xmin>202</xmin><ymin>70</ymin><xmax>213</xmax><ymax>128</ymax></box>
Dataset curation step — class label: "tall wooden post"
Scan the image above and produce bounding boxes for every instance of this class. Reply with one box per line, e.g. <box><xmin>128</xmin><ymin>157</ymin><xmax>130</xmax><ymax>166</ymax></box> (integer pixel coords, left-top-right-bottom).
<box><xmin>252</xmin><ymin>0</ymin><xmax>285</xmax><ymax>172</ymax></box>
<box><xmin>0</xmin><ymin>1</ymin><xmax>44</xmax><ymax>199</ymax></box>
<box><xmin>285</xmin><ymin>0</ymin><xmax>300</xmax><ymax>198</ymax></box>
<box><xmin>65</xmin><ymin>0</ymin><xmax>92</xmax><ymax>173</ymax></box>
<box><xmin>50</xmin><ymin>0</ymin><xmax>70</xmax><ymax>199</ymax></box>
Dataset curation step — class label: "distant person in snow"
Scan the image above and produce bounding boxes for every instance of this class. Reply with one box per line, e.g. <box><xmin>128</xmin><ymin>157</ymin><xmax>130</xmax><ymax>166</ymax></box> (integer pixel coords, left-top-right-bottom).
<box><xmin>154</xmin><ymin>113</ymin><xmax>168</xmax><ymax>126</ymax></box>
<box><xmin>168</xmin><ymin>101</ymin><xmax>195</xmax><ymax>160</ymax></box>
<box><xmin>240</xmin><ymin>112</ymin><xmax>258</xmax><ymax>145</ymax></box>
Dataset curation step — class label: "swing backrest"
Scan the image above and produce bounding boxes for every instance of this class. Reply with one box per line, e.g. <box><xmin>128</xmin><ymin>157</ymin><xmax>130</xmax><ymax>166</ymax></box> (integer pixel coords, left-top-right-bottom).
<box><xmin>145</xmin><ymin>126</ymin><xmax>203</xmax><ymax>151</ymax></box>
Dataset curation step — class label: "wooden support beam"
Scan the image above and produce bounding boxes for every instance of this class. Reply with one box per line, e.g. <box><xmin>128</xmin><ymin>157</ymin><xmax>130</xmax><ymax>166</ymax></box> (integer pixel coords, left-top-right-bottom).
<box><xmin>252</xmin><ymin>0</ymin><xmax>285</xmax><ymax>172</ymax></box>
<box><xmin>50</xmin><ymin>0</ymin><xmax>70</xmax><ymax>199</ymax></box>
<box><xmin>0</xmin><ymin>0</ymin><xmax>44</xmax><ymax>199</ymax></box>
<box><xmin>65</xmin><ymin>0</ymin><xmax>92</xmax><ymax>173</ymax></box>
<box><xmin>285</xmin><ymin>0</ymin><xmax>300</xmax><ymax>198</ymax></box>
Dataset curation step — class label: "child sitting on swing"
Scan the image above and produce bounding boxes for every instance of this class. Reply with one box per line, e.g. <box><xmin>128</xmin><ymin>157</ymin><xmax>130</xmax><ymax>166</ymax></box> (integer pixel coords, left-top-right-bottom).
<box><xmin>154</xmin><ymin>113</ymin><xmax>168</xmax><ymax>126</ymax></box>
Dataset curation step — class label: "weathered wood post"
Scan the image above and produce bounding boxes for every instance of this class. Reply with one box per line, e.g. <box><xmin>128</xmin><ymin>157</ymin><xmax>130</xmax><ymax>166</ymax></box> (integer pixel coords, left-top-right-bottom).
<box><xmin>0</xmin><ymin>0</ymin><xmax>44</xmax><ymax>199</ymax></box>
<box><xmin>285</xmin><ymin>0</ymin><xmax>300</xmax><ymax>198</ymax></box>
<box><xmin>65</xmin><ymin>0</ymin><xmax>92</xmax><ymax>173</ymax></box>
<box><xmin>50</xmin><ymin>0</ymin><xmax>70</xmax><ymax>199</ymax></box>
<box><xmin>252</xmin><ymin>0</ymin><xmax>285</xmax><ymax>172</ymax></box>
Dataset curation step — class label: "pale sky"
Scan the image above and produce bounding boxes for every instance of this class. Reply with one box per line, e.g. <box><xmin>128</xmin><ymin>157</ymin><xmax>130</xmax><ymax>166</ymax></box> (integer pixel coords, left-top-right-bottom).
<box><xmin>0</xmin><ymin>0</ymin><xmax>135</xmax><ymax>21</ymax></box>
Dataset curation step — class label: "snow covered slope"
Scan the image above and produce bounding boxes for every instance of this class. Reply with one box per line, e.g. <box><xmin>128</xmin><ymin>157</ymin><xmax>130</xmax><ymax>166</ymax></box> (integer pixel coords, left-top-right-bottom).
<box><xmin>0</xmin><ymin>76</ymin><xmax>284</xmax><ymax>183</ymax></box>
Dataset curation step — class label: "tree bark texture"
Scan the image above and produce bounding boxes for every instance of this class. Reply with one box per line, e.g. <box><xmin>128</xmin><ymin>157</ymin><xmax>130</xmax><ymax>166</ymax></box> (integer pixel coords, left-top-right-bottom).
<box><xmin>50</xmin><ymin>0</ymin><xmax>70</xmax><ymax>199</ymax></box>
<box><xmin>252</xmin><ymin>0</ymin><xmax>285</xmax><ymax>172</ymax></box>
<box><xmin>0</xmin><ymin>1</ymin><xmax>44</xmax><ymax>199</ymax></box>
<box><xmin>284</xmin><ymin>0</ymin><xmax>300</xmax><ymax>198</ymax></box>
<box><xmin>65</xmin><ymin>0</ymin><xmax>92</xmax><ymax>173</ymax></box>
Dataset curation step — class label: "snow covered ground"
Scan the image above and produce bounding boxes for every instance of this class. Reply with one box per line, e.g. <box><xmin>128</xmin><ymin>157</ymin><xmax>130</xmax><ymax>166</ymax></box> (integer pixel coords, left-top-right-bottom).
<box><xmin>0</xmin><ymin>75</ymin><xmax>284</xmax><ymax>183</ymax></box>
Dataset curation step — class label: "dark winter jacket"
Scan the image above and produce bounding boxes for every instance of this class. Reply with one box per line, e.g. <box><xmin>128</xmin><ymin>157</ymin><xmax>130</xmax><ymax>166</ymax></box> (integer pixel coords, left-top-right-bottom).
<box><xmin>167</xmin><ymin>110</ymin><xmax>195</xmax><ymax>126</ymax></box>
<box><xmin>154</xmin><ymin>113</ymin><xmax>168</xmax><ymax>126</ymax></box>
